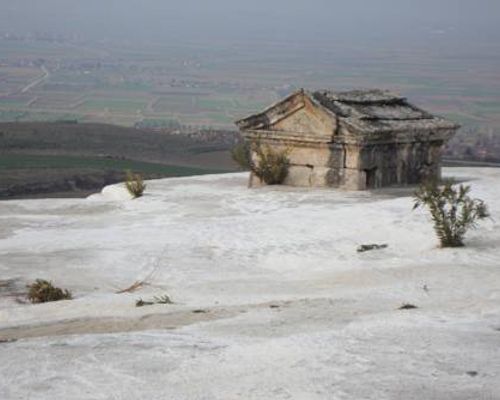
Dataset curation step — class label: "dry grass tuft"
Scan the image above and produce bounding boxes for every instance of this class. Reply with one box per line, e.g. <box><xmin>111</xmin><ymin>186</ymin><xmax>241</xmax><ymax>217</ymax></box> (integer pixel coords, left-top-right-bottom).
<box><xmin>125</xmin><ymin>170</ymin><xmax>146</xmax><ymax>198</ymax></box>
<box><xmin>27</xmin><ymin>279</ymin><xmax>72</xmax><ymax>303</ymax></box>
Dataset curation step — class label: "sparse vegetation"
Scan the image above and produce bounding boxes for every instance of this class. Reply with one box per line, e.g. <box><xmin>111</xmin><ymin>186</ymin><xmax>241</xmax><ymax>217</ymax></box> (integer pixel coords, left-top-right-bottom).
<box><xmin>135</xmin><ymin>294</ymin><xmax>173</xmax><ymax>307</ymax></box>
<box><xmin>253</xmin><ymin>142</ymin><xmax>290</xmax><ymax>185</ymax></box>
<box><xmin>154</xmin><ymin>294</ymin><xmax>173</xmax><ymax>304</ymax></box>
<box><xmin>413</xmin><ymin>180</ymin><xmax>489</xmax><ymax>248</ymax></box>
<box><xmin>125</xmin><ymin>170</ymin><xmax>146</xmax><ymax>198</ymax></box>
<box><xmin>26</xmin><ymin>279</ymin><xmax>72</xmax><ymax>304</ymax></box>
<box><xmin>232</xmin><ymin>138</ymin><xmax>291</xmax><ymax>185</ymax></box>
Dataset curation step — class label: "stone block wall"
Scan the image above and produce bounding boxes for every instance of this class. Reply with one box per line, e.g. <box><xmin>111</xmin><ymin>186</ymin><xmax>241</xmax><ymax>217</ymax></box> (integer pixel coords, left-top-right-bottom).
<box><xmin>247</xmin><ymin>134</ymin><xmax>448</xmax><ymax>190</ymax></box>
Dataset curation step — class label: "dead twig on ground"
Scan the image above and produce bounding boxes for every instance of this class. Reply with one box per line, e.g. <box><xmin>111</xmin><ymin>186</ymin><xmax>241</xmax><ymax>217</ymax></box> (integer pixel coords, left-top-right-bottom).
<box><xmin>116</xmin><ymin>280</ymin><xmax>146</xmax><ymax>294</ymax></box>
<box><xmin>115</xmin><ymin>247</ymin><xmax>168</xmax><ymax>294</ymax></box>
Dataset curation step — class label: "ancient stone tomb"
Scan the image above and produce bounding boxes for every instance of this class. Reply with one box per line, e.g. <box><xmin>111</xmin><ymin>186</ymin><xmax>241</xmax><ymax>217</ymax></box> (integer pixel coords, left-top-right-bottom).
<box><xmin>236</xmin><ymin>89</ymin><xmax>459</xmax><ymax>190</ymax></box>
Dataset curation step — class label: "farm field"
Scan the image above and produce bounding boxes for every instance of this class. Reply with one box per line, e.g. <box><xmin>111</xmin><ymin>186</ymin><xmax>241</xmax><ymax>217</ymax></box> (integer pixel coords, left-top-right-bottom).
<box><xmin>0</xmin><ymin>152</ymin><xmax>222</xmax><ymax>199</ymax></box>
<box><xmin>0</xmin><ymin>154</ymin><xmax>217</xmax><ymax>176</ymax></box>
<box><xmin>0</xmin><ymin>121</ymin><xmax>237</xmax><ymax>198</ymax></box>
<box><xmin>1</xmin><ymin>37</ymin><xmax>499</xmax><ymax>131</ymax></box>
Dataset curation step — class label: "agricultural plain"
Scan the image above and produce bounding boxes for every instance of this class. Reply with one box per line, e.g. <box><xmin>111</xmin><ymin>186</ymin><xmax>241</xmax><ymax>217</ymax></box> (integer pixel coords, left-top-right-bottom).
<box><xmin>1</xmin><ymin>36</ymin><xmax>500</xmax><ymax>131</ymax></box>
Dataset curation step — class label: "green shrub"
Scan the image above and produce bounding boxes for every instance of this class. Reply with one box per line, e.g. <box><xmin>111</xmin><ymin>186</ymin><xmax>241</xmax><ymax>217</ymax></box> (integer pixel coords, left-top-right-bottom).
<box><xmin>27</xmin><ymin>279</ymin><xmax>72</xmax><ymax>303</ymax></box>
<box><xmin>413</xmin><ymin>180</ymin><xmax>489</xmax><ymax>247</ymax></box>
<box><xmin>232</xmin><ymin>138</ymin><xmax>290</xmax><ymax>185</ymax></box>
<box><xmin>125</xmin><ymin>170</ymin><xmax>146</xmax><ymax>198</ymax></box>
<box><xmin>252</xmin><ymin>141</ymin><xmax>290</xmax><ymax>185</ymax></box>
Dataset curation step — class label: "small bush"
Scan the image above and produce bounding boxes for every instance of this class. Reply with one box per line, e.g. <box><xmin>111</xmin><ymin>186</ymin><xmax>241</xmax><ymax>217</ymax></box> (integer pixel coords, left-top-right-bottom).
<box><xmin>232</xmin><ymin>138</ymin><xmax>290</xmax><ymax>185</ymax></box>
<box><xmin>27</xmin><ymin>279</ymin><xmax>72</xmax><ymax>304</ymax></box>
<box><xmin>252</xmin><ymin>141</ymin><xmax>290</xmax><ymax>185</ymax></box>
<box><xmin>125</xmin><ymin>170</ymin><xmax>146</xmax><ymax>198</ymax></box>
<box><xmin>413</xmin><ymin>180</ymin><xmax>489</xmax><ymax>248</ymax></box>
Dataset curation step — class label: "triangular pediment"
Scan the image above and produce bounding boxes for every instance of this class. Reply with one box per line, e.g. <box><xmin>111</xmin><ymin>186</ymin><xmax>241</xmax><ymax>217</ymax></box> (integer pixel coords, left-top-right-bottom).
<box><xmin>269</xmin><ymin>101</ymin><xmax>335</xmax><ymax>135</ymax></box>
<box><xmin>236</xmin><ymin>90</ymin><xmax>337</xmax><ymax>138</ymax></box>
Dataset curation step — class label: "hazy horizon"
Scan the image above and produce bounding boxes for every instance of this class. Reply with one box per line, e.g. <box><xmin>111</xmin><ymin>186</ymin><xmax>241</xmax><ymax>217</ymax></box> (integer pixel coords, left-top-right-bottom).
<box><xmin>1</xmin><ymin>0</ymin><xmax>500</xmax><ymax>46</ymax></box>
<box><xmin>1</xmin><ymin>0</ymin><xmax>500</xmax><ymax>134</ymax></box>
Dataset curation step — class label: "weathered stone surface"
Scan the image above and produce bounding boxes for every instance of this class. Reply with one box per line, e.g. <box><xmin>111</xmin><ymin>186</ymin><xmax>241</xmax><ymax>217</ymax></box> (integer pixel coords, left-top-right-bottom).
<box><xmin>310</xmin><ymin>167</ymin><xmax>331</xmax><ymax>186</ymax></box>
<box><xmin>285</xmin><ymin>166</ymin><xmax>313</xmax><ymax>187</ymax></box>
<box><xmin>288</xmin><ymin>146</ymin><xmax>331</xmax><ymax>167</ymax></box>
<box><xmin>344</xmin><ymin>144</ymin><xmax>361</xmax><ymax>169</ymax></box>
<box><xmin>343</xmin><ymin>169</ymin><xmax>365</xmax><ymax>190</ymax></box>
<box><xmin>248</xmin><ymin>172</ymin><xmax>265</xmax><ymax>188</ymax></box>
<box><xmin>236</xmin><ymin>89</ymin><xmax>459</xmax><ymax>190</ymax></box>
<box><xmin>273</xmin><ymin>97</ymin><xmax>335</xmax><ymax>138</ymax></box>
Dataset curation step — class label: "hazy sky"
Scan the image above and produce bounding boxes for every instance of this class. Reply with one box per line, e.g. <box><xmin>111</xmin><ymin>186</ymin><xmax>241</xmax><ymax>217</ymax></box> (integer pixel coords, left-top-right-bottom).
<box><xmin>1</xmin><ymin>0</ymin><xmax>499</xmax><ymax>44</ymax></box>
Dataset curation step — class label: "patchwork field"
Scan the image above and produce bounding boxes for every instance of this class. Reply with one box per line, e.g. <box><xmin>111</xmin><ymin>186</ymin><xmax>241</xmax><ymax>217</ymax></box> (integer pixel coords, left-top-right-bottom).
<box><xmin>1</xmin><ymin>38</ymin><xmax>499</xmax><ymax>131</ymax></box>
<box><xmin>0</xmin><ymin>121</ymin><xmax>237</xmax><ymax>198</ymax></box>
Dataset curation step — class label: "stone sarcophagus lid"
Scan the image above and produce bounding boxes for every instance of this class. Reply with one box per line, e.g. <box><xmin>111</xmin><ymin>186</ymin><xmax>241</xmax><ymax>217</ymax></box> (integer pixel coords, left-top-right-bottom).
<box><xmin>235</xmin><ymin>89</ymin><xmax>459</xmax><ymax>190</ymax></box>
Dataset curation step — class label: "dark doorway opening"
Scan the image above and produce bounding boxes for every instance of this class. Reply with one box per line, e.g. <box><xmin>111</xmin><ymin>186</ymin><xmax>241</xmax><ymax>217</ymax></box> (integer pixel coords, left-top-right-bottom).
<box><xmin>365</xmin><ymin>167</ymin><xmax>378</xmax><ymax>188</ymax></box>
